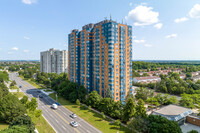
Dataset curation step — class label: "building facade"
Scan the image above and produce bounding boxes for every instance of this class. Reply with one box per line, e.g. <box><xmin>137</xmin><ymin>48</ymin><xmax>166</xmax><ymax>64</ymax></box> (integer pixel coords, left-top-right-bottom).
<box><xmin>40</xmin><ymin>48</ymin><xmax>68</xmax><ymax>74</ymax></box>
<box><xmin>68</xmin><ymin>19</ymin><xmax>132</xmax><ymax>102</ymax></box>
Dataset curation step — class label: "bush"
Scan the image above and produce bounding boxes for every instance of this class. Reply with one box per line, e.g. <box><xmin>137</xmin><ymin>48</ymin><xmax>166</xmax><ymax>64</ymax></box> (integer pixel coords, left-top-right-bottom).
<box><xmin>76</xmin><ymin>99</ymin><xmax>80</xmax><ymax>106</ymax></box>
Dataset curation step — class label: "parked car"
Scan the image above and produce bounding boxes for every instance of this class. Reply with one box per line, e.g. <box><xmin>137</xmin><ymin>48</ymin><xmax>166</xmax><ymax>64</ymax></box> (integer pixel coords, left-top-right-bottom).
<box><xmin>70</xmin><ymin>121</ymin><xmax>78</xmax><ymax>127</ymax></box>
<box><xmin>51</xmin><ymin>104</ymin><xmax>58</xmax><ymax>109</ymax></box>
<box><xmin>70</xmin><ymin>113</ymin><xmax>77</xmax><ymax>118</ymax></box>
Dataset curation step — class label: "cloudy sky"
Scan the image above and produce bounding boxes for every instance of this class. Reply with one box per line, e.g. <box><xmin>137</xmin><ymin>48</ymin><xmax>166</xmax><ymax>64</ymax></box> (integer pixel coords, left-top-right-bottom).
<box><xmin>0</xmin><ymin>0</ymin><xmax>200</xmax><ymax>60</ymax></box>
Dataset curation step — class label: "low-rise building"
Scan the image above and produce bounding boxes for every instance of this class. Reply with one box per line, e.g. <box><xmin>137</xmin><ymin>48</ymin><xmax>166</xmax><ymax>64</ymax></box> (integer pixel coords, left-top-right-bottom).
<box><xmin>180</xmin><ymin>74</ymin><xmax>186</xmax><ymax>79</ymax></box>
<box><xmin>152</xmin><ymin>104</ymin><xmax>193</xmax><ymax>125</ymax></box>
<box><xmin>133</xmin><ymin>76</ymin><xmax>161</xmax><ymax>84</ymax></box>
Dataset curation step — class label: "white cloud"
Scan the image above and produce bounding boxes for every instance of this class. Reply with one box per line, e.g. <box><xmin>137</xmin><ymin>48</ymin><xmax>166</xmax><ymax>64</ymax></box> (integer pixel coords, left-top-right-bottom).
<box><xmin>11</xmin><ymin>47</ymin><xmax>19</xmax><ymax>51</ymax></box>
<box><xmin>174</xmin><ymin>17</ymin><xmax>188</xmax><ymax>23</ymax></box>
<box><xmin>126</xmin><ymin>5</ymin><xmax>159</xmax><ymax>26</ymax></box>
<box><xmin>24</xmin><ymin>36</ymin><xmax>30</xmax><ymax>40</ymax></box>
<box><xmin>144</xmin><ymin>44</ymin><xmax>152</xmax><ymax>47</ymax></box>
<box><xmin>154</xmin><ymin>23</ymin><xmax>163</xmax><ymax>29</ymax></box>
<box><xmin>21</xmin><ymin>0</ymin><xmax>37</xmax><ymax>5</ymax></box>
<box><xmin>129</xmin><ymin>2</ymin><xmax>133</xmax><ymax>6</ymax></box>
<box><xmin>189</xmin><ymin>4</ymin><xmax>200</xmax><ymax>18</ymax></box>
<box><xmin>23</xmin><ymin>50</ymin><xmax>29</xmax><ymax>53</ymax></box>
<box><xmin>165</xmin><ymin>34</ymin><xmax>177</xmax><ymax>39</ymax></box>
<box><xmin>133</xmin><ymin>39</ymin><xmax>146</xmax><ymax>43</ymax></box>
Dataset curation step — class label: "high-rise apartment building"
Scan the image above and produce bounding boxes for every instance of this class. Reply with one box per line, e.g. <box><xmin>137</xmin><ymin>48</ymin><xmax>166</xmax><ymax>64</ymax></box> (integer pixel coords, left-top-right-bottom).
<box><xmin>40</xmin><ymin>48</ymin><xmax>68</xmax><ymax>75</ymax></box>
<box><xmin>68</xmin><ymin>19</ymin><xmax>132</xmax><ymax>102</ymax></box>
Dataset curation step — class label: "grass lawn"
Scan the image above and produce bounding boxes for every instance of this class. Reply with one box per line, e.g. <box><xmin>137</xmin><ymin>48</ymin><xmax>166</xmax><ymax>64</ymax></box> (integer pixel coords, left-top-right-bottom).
<box><xmin>19</xmin><ymin>76</ymin><xmax>43</xmax><ymax>89</ymax></box>
<box><xmin>13</xmin><ymin>92</ymin><xmax>24</xmax><ymax>98</ymax></box>
<box><xmin>28</xmin><ymin>111</ymin><xmax>55</xmax><ymax>133</ymax></box>
<box><xmin>0</xmin><ymin>121</ymin><xmax>9</xmax><ymax>131</ymax></box>
<box><xmin>49</xmin><ymin>93</ymin><xmax>131</xmax><ymax>133</ymax></box>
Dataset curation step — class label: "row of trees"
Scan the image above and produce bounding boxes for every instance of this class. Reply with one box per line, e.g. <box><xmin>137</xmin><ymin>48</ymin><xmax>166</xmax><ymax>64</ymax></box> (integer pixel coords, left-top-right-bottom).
<box><xmin>0</xmin><ymin>71</ymin><xmax>41</xmax><ymax>132</ymax></box>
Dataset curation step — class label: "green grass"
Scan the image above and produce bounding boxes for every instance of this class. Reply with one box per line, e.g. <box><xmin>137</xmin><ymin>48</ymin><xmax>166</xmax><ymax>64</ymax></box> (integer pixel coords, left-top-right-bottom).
<box><xmin>13</xmin><ymin>92</ymin><xmax>24</xmax><ymax>98</ymax></box>
<box><xmin>0</xmin><ymin>121</ymin><xmax>9</xmax><ymax>131</ymax></box>
<box><xmin>49</xmin><ymin>93</ymin><xmax>131</xmax><ymax>133</ymax></box>
<box><xmin>28</xmin><ymin>111</ymin><xmax>55</xmax><ymax>133</ymax></box>
<box><xmin>19</xmin><ymin>76</ymin><xmax>43</xmax><ymax>89</ymax></box>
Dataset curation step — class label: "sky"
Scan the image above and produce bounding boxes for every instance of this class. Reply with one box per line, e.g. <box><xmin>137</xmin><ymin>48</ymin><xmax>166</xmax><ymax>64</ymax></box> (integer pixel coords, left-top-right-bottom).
<box><xmin>0</xmin><ymin>0</ymin><xmax>200</xmax><ymax>60</ymax></box>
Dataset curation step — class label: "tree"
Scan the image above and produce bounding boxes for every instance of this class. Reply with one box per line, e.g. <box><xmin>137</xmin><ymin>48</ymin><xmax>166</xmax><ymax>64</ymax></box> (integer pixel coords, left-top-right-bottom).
<box><xmin>188</xmin><ymin>130</ymin><xmax>199</xmax><ymax>133</ymax></box>
<box><xmin>20</xmin><ymin>95</ymin><xmax>28</xmax><ymax>105</ymax></box>
<box><xmin>167</xmin><ymin>96</ymin><xmax>178</xmax><ymax>104</ymax></box>
<box><xmin>101</xmin><ymin>112</ymin><xmax>106</xmax><ymax>120</ymax></box>
<box><xmin>135</xmin><ymin>99</ymin><xmax>147</xmax><ymax>118</ymax></box>
<box><xmin>135</xmin><ymin>87</ymin><xmax>153</xmax><ymax>101</ymax></box>
<box><xmin>180</xmin><ymin>95</ymin><xmax>195</xmax><ymax>108</ymax></box>
<box><xmin>0</xmin><ymin>93</ymin><xmax>26</xmax><ymax>123</ymax></box>
<box><xmin>10</xmin><ymin>80</ymin><xmax>16</xmax><ymax>87</ymax></box>
<box><xmin>147</xmin><ymin>115</ymin><xmax>182</xmax><ymax>133</ymax></box>
<box><xmin>114</xmin><ymin>119</ymin><xmax>121</xmax><ymax>129</ymax></box>
<box><xmin>77</xmin><ymin>85</ymin><xmax>87</xmax><ymax>102</ymax></box>
<box><xmin>27</xmin><ymin>97</ymin><xmax>38</xmax><ymax>111</ymax></box>
<box><xmin>76</xmin><ymin>99</ymin><xmax>80</xmax><ymax>106</ymax></box>
<box><xmin>122</xmin><ymin>98</ymin><xmax>136</xmax><ymax>122</ymax></box>
<box><xmin>87</xmin><ymin>91</ymin><xmax>101</xmax><ymax>108</ymax></box>
<box><xmin>127</xmin><ymin>117</ymin><xmax>149</xmax><ymax>133</ymax></box>
<box><xmin>35</xmin><ymin>109</ymin><xmax>42</xmax><ymax>118</ymax></box>
<box><xmin>9</xmin><ymin>115</ymin><xmax>35</xmax><ymax>133</ymax></box>
<box><xmin>0</xmin><ymin>125</ymin><xmax>28</xmax><ymax>133</ymax></box>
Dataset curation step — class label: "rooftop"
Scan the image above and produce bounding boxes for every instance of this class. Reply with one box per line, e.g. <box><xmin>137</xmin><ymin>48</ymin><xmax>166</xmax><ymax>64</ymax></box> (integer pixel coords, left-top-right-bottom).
<box><xmin>134</xmin><ymin>76</ymin><xmax>160</xmax><ymax>80</ymax></box>
<box><xmin>154</xmin><ymin>104</ymin><xmax>191</xmax><ymax>116</ymax></box>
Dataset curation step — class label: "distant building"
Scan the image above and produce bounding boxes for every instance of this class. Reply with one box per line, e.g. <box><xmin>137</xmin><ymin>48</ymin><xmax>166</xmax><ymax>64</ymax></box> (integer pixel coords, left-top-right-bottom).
<box><xmin>133</xmin><ymin>76</ymin><xmax>161</xmax><ymax>84</ymax></box>
<box><xmin>40</xmin><ymin>48</ymin><xmax>68</xmax><ymax>74</ymax></box>
<box><xmin>152</xmin><ymin>104</ymin><xmax>193</xmax><ymax>125</ymax></box>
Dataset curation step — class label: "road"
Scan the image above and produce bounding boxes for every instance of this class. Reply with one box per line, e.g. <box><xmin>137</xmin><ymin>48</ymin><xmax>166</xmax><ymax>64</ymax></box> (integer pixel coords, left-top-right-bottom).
<box><xmin>9</xmin><ymin>73</ymin><xmax>102</xmax><ymax>133</ymax></box>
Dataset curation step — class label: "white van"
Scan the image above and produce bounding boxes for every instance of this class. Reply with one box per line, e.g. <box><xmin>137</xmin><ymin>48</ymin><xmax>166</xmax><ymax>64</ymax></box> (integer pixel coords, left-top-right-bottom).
<box><xmin>51</xmin><ymin>104</ymin><xmax>58</xmax><ymax>109</ymax></box>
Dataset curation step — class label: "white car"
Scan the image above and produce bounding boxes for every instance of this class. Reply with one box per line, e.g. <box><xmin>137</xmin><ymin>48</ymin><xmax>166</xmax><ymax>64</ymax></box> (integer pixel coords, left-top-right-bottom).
<box><xmin>70</xmin><ymin>113</ymin><xmax>77</xmax><ymax>118</ymax></box>
<box><xmin>51</xmin><ymin>104</ymin><xmax>58</xmax><ymax>109</ymax></box>
<box><xmin>70</xmin><ymin>121</ymin><xmax>78</xmax><ymax>127</ymax></box>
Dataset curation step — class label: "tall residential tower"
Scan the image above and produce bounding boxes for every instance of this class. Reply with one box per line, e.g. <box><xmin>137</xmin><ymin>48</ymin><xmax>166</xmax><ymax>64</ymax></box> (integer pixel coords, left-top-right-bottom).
<box><xmin>40</xmin><ymin>48</ymin><xmax>68</xmax><ymax>75</ymax></box>
<box><xmin>68</xmin><ymin>19</ymin><xmax>132</xmax><ymax>102</ymax></box>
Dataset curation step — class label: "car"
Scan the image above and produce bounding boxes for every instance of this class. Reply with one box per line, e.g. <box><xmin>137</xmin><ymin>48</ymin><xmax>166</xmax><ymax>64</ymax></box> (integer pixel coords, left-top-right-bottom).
<box><xmin>70</xmin><ymin>113</ymin><xmax>77</xmax><ymax>118</ymax></box>
<box><xmin>19</xmin><ymin>85</ymin><xmax>22</xmax><ymax>88</ymax></box>
<box><xmin>70</xmin><ymin>121</ymin><xmax>78</xmax><ymax>127</ymax></box>
<box><xmin>39</xmin><ymin>94</ymin><xmax>43</xmax><ymax>98</ymax></box>
<box><xmin>37</xmin><ymin>90</ymin><xmax>41</xmax><ymax>93</ymax></box>
<box><xmin>51</xmin><ymin>104</ymin><xmax>58</xmax><ymax>109</ymax></box>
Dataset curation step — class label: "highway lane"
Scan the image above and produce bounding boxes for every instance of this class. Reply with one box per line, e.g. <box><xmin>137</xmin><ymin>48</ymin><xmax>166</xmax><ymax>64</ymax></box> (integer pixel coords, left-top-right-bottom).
<box><xmin>9</xmin><ymin>73</ymin><xmax>102</xmax><ymax>133</ymax></box>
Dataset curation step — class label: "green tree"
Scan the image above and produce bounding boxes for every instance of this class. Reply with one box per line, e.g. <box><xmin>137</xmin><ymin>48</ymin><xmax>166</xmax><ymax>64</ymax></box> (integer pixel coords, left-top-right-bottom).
<box><xmin>147</xmin><ymin>115</ymin><xmax>182</xmax><ymax>133</ymax></box>
<box><xmin>0</xmin><ymin>125</ymin><xmax>28</xmax><ymax>133</ymax></box>
<box><xmin>114</xmin><ymin>119</ymin><xmax>121</xmax><ymax>129</ymax></box>
<box><xmin>127</xmin><ymin>117</ymin><xmax>149</xmax><ymax>133</ymax></box>
<box><xmin>180</xmin><ymin>95</ymin><xmax>195</xmax><ymax>108</ymax></box>
<box><xmin>122</xmin><ymin>98</ymin><xmax>136</xmax><ymax>122</ymax></box>
<box><xmin>35</xmin><ymin>109</ymin><xmax>42</xmax><ymax>118</ymax></box>
<box><xmin>20</xmin><ymin>95</ymin><xmax>28</xmax><ymax>105</ymax></box>
<box><xmin>188</xmin><ymin>130</ymin><xmax>199</xmax><ymax>133</ymax></box>
<box><xmin>27</xmin><ymin>97</ymin><xmax>38</xmax><ymax>111</ymax></box>
<box><xmin>0</xmin><ymin>93</ymin><xmax>26</xmax><ymax>123</ymax></box>
<box><xmin>76</xmin><ymin>99</ymin><xmax>80</xmax><ymax>106</ymax></box>
<box><xmin>87</xmin><ymin>91</ymin><xmax>101</xmax><ymax>108</ymax></box>
<box><xmin>9</xmin><ymin>115</ymin><xmax>35</xmax><ymax>133</ymax></box>
<box><xmin>135</xmin><ymin>87</ymin><xmax>153</xmax><ymax>101</ymax></box>
<box><xmin>135</xmin><ymin>99</ymin><xmax>147</xmax><ymax>118</ymax></box>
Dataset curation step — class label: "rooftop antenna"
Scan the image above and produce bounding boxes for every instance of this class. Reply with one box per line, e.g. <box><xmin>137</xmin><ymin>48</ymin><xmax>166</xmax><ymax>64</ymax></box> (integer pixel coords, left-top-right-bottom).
<box><xmin>122</xmin><ymin>19</ymin><xmax>124</xmax><ymax>24</ymax></box>
<box><xmin>110</xmin><ymin>14</ymin><xmax>112</xmax><ymax>21</ymax></box>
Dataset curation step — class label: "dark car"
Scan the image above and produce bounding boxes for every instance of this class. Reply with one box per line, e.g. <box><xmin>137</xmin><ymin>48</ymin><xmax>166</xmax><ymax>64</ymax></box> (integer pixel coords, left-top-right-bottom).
<box><xmin>37</xmin><ymin>90</ymin><xmax>41</xmax><ymax>93</ymax></box>
<box><xmin>39</xmin><ymin>94</ymin><xmax>43</xmax><ymax>98</ymax></box>
<box><xmin>19</xmin><ymin>85</ymin><xmax>22</xmax><ymax>88</ymax></box>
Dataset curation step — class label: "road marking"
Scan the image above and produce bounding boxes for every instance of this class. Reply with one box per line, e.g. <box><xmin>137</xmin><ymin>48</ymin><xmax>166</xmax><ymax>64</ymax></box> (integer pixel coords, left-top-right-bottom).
<box><xmin>55</xmin><ymin>119</ymin><xmax>59</xmax><ymax>123</ymax></box>
<box><xmin>62</xmin><ymin>126</ymin><xmax>66</xmax><ymax>130</ymax></box>
<box><xmin>53</xmin><ymin>110</ymin><xmax>80</xmax><ymax>133</ymax></box>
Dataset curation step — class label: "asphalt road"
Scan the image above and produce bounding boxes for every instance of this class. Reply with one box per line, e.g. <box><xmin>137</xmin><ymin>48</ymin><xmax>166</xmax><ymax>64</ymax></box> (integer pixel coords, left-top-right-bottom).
<box><xmin>9</xmin><ymin>73</ymin><xmax>102</xmax><ymax>133</ymax></box>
